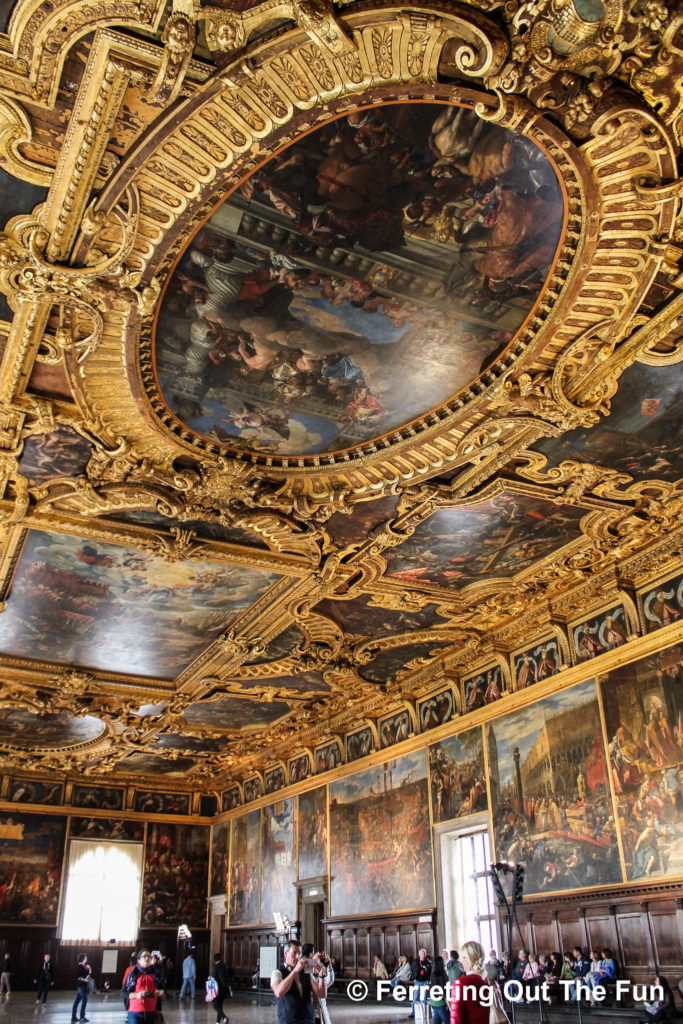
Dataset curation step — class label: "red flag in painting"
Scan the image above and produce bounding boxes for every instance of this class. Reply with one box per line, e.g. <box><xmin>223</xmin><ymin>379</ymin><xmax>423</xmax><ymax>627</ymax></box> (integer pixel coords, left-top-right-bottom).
<box><xmin>585</xmin><ymin>733</ymin><xmax>607</xmax><ymax>792</ymax></box>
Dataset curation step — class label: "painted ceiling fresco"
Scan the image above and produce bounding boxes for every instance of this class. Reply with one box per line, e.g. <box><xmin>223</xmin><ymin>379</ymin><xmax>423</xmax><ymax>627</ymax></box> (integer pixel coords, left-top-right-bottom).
<box><xmin>0</xmin><ymin>0</ymin><xmax>681</xmax><ymax>807</ymax></box>
<box><xmin>0</xmin><ymin>709</ymin><xmax>104</xmax><ymax>748</ymax></box>
<box><xmin>155</xmin><ymin>103</ymin><xmax>564</xmax><ymax>456</ymax></box>
<box><xmin>533</xmin><ymin>360</ymin><xmax>683</xmax><ymax>482</ymax></box>
<box><xmin>0</xmin><ymin>530</ymin><xmax>279</xmax><ymax>678</ymax></box>
<box><xmin>384</xmin><ymin>493</ymin><xmax>586</xmax><ymax>589</ymax></box>
<box><xmin>182</xmin><ymin>695</ymin><xmax>292</xmax><ymax>731</ymax></box>
<box><xmin>316</xmin><ymin>594</ymin><xmax>448</xmax><ymax>636</ymax></box>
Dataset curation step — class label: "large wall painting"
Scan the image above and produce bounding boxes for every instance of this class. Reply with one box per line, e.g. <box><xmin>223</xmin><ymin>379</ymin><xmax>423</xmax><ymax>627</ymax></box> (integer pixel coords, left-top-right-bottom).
<box><xmin>572</xmin><ymin>605</ymin><xmax>629</xmax><ymax>663</ymax></box>
<box><xmin>600</xmin><ymin>642</ymin><xmax>683</xmax><ymax>881</ymax></box>
<box><xmin>533</xmin><ymin>360</ymin><xmax>683</xmax><ymax>483</ymax></box>
<box><xmin>141</xmin><ymin>822</ymin><xmax>210</xmax><ymax>927</ymax></box>
<box><xmin>298</xmin><ymin>785</ymin><xmax>327</xmax><ymax>880</ymax></box>
<box><xmin>429</xmin><ymin>726</ymin><xmax>487</xmax><ymax>823</ymax></box>
<box><xmin>260</xmin><ymin>798</ymin><xmax>296</xmax><ymax>923</ymax></box>
<box><xmin>641</xmin><ymin>573</ymin><xmax>683</xmax><ymax>633</ymax></box>
<box><xmin>0</xmin><ymin>530</ymin><xmax>280</xmax><ymax>678</ymax></box>
<box><xmin>513</xmin><ymin>638</ymin><xmax>563</xmax><ymax>690</ymax></box>
<box><xmin>384</xmin><ymin>496</ymin><xmax>585</xmax><ymax>589</ymax></box>
<box><xmin>211</xmin><ymin>821</ymin><xmax>230</xmax><ymax>896</ymax></box>
<box><xmin>229</xmin><ymin>809</ymin><xmax>260</xmax><ymax>925</ymax></box>
<box><xmin>329</xmin><ymin>751</ymin><xmax>434</xmax><ymax>915</ymax></box>
<box><xmin>154</xmin><ymin>103</ymin><xmax>564</xmax><ymax>457</ymax></box>
<box><xmin>487</xmin><ymin>679</ymin><xmax>622</xmax><ymax>895</ymax></box>
<box><xmin>0</xmin><ymin>812</ymin><xmax>66</xmax><ymax>923</ymax></box>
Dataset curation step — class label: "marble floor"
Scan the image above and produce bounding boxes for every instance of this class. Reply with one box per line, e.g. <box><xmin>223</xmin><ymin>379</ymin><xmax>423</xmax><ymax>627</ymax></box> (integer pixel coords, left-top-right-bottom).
<box><xmin>0</xmin><ymin>989</ymin><xmax>644</xmax><ymax>1023</ymax></box>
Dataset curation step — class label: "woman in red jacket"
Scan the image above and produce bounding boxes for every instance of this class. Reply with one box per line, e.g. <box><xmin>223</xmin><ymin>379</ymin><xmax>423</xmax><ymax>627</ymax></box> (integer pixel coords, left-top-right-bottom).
<box><xmin>450</xmin><ymin>941</ymin><xmax>497</xmax><ymax>1024</ymax></box>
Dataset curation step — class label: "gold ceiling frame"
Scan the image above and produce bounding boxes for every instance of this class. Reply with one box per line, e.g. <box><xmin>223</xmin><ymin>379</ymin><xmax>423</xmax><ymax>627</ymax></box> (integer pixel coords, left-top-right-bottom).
<box><xmin>20</xmin><ymin>2</ymin><xmax>671</xmax><ymax>524</ymax></box>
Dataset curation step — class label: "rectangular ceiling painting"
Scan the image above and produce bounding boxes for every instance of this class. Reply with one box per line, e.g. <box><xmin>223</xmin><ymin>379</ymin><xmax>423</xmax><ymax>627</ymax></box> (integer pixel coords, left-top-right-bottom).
<box><xmin>0</xmin><ymin>530</ymin><xmax>279</xmax><ymax>678</ymax></box>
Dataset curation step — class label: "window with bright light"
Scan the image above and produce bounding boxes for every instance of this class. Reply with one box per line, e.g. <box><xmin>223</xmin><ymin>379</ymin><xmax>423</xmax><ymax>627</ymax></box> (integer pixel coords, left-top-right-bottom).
<box><xmin>441</xmin><ymin>826</ymin><xmax>499</xmax><ymax>953</ymax></box>
<box><xmin>61</xmin><ymin>840</ymin><xmax>144</xmax><ymax>943</ymax></box>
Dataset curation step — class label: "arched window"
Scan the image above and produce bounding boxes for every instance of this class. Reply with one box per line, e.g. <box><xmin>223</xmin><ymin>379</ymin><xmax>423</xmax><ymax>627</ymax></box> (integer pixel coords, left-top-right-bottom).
<box><xmin>61</xmin><ymin>841</ymin><xmax>144</xmax><ymax>943</ymax></box>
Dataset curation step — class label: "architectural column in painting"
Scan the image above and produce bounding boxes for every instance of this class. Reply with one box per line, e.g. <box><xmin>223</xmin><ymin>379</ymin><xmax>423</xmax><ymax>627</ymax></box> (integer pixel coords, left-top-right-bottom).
<box><xmin>513</xmin><ymin>746</ymin><xmax>523</xmax><ymax>813</ymax></box>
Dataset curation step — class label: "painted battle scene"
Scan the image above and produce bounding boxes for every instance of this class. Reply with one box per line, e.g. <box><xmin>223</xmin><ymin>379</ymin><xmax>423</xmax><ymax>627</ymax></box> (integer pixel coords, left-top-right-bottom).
<box><xmin>244</xmin><ymin>777</ymin><xmax>263</xmax><ymax>803</ymax></box>
<box><xmin>419</xmin><ymin>688</ymin><xmax>455</xmax><ymax>732</ymax></box>
<box><xmin>154</xmin><ymin>103</ymin><xmax>564</xmax><ymax>457</ymax></box>
<box><xmin>641</xmin><ymin>572</ymin><xmax>683</xmax><ymax>633</ymax></box>
<box><xmin>379</xmin><ymin>710</ymin><xmax>411</xmax><ymax>748</ymax></box>
<box><xmin>329</xmin><ymin>751</ymin><xmax>434</xmax><ymax>915</ymax></box>
<box><xmin>260</xmin><ymin>798</ymin><xmax>297</xmax><ymax>922</ymax></box>
<box><xmin>533</xmin><ymin>360</ymin><xmax>683</xmax><ymax>484</ymax></box>
<box><xmin>346</xmin><ymin>726</ymin><xmax>374</xmax><ymax>763</ymax></box>
<box><xmin>385</xmin><ymin>495</ymin><xmax>585</xmax><ymax>590</ymax></box>
<box><xmin>210</xmin><ymin>821</ymin><xmax>229</xmax><ymax>896</ymax></box>
<box><xmin>464</xmin><ymin>665</ymin><xmax>504</xmax><ymax>712</ymax></box>
<box><xmin>0</xmin><ymin>530</ymin><xmax>280</xmax><ymax>678</ymax></box>
<box><xmin>71</xmin><ymin>785</ymin><xmax>124</xmax><ymax>811</ymax></box>
<box><xmin>316</xmin><ymin>594</ymin><xmax>448</xmax><ymax>637</ymax></box>
<box><xmin>430</xmin><ymin>727</ymin><xmax>487</xmax><ymax>823</ymax></box>
<box><xmin>134</xmin><ymin>791</ymin><xmax>191</xmax><ymax>815</ymax></box>
<box><xmin>229</xmin><ymin>809</ymin><xmax>260</xmax><ymax>925</ymax></box>
<box><xmin>265</xmin><ymin>765</ymin><xmax>285</xmax><ymax>793</ymax></box>
<box><xmin>298</xmin><ymin>785</ymin><xmax>327</xmax><ymax>880</ymax></box>
<box><xmin>514</xmin><ymin>638</ymin><xmax>563</xmax><ymax>689</ymax></box>
<box><xmin>290</xmin><ymin>754</ymin><xmax>311</xmax><ymax>783</ymax></box>
<box><xmin>572</xmin><ymin>605</ymin><xmax>629</xmax><ymax>663</ymax></box>
<box><xmin>487</xmin><ymin>679</ymin><xmax>622</xmax><ymax>895</ymax></box>
<box><xmin>8</xmin><ymin>778</ymin><xmax>63</xmax><ymax>805</ymax></box>
<box><xmin>141</xmin><ymin>822</ymin><xmax>209</xmax><ymax>927</ymax></box>
<box><xmin>222</xmin><ymin>787</ymin><xmax>241</xmax><ymax>811</ymax></box>
<box><xmin>69</xmin><ymin>817</ymin><xmax>144</xmax><ymax>842</ymax></box>
<box><xmin>0</xmin><ymin>708</ymin><xmax>104</xmax><ymax>748</ymax></box>
<box><xmin>359</xmin><ymin>641</ymin><xmax>450</xmax><ymax>685</ymax></box>
<box><xmin>0</xmin><ymin>812</ymin><xmax>66</xmax><ymax>923</ymax></box>
<box><xmin>600</xmin><ymin>643</ymin><xmax>683</xmax><ymax>882</ymax></box>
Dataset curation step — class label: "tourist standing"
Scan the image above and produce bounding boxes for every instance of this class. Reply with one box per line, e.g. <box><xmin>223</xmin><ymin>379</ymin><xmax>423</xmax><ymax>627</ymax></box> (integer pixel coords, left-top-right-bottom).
<box><xmin>71</xmin><ymin>954</ymin><xmax>91</xmax><ymax>1024</ymax></box>
<box><xmin>34</xmin><ymin>953</ymin><xmax>54</xmax><ymax>1007</ymax></box>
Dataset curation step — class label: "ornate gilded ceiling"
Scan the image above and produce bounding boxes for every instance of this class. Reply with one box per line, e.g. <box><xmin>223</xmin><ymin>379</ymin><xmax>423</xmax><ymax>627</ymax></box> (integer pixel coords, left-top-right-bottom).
<box><xmin>0</xmin><ymin>0</ymin><xmax>681</xmax><ymax>801</ymax></box>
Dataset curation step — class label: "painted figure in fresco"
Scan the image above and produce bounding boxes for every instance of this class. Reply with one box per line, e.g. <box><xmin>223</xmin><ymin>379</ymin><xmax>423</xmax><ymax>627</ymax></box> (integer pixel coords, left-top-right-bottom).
<box><xmin>420</xmin><ymin>691</ymin><xmax>453</xmax><ymax>731</ymax></box>
<box><xmin>645</xmin><ymin>706</ymin><xmax>681</xmax><ymax>766</ymax></box>
<box><xmin>537</xmin><ymin>645</ymin><xmax>558</xmax><ymax>681</ymax></box>
<box><xmin>575</xmin><ymin>624</ymin><xmax>604</xmax><ymax>661</ymax></box>
<box><xmin>516</xmin><ymin>653</ymin><xmax>536</xmax><ymax>689</ymax></box>
<box><xmin>645</xmin><ymin>586</ymin><xmax>682</xmax><ymax>629</ymax></box>
<box><xmin>465</xmin><ymin>676</ymin><xmax>487</xmax><ymax>711</ymax></box>
<box><xmin>347</xmin><ymin>728</ymin><xmax>373</xmax><ymax>761</ymax></box>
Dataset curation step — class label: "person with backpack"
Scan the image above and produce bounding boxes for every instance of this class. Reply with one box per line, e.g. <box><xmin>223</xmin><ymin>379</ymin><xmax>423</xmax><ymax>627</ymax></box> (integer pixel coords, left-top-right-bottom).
<box><xmin>209</xmin><ymin>953</ymin><xmax>231</xmax><ymax>1024</ymax></box>
<box><xmin>124</xmin><ymin>949</ymin><xmax>165</xmax><ymax>1024</ymax></box>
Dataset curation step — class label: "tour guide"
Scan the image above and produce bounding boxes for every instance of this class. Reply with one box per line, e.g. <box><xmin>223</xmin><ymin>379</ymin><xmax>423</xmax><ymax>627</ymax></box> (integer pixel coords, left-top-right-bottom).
<box><xmin>271</xmin><ymin>941</ymin><xmax>327</xmax><ymax>1024</ymax></box>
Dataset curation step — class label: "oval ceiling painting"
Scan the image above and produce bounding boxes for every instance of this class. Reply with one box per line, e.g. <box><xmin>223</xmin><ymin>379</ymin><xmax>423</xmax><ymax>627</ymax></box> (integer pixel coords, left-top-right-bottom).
<box><xmin>155</xmin><ymin>103</ymin><xmax>565</xmax><ymax>457</ymax></box>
